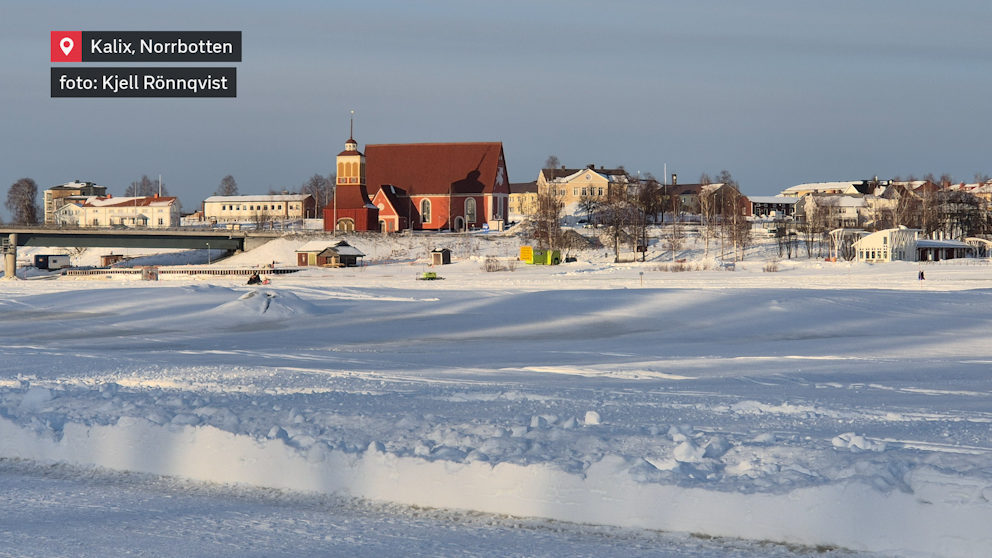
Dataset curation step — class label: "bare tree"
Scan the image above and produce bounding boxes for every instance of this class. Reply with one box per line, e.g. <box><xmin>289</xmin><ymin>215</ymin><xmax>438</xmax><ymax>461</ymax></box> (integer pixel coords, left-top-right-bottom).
<box><xmin>532</xmin><ymin>157</ymin><xmax>566</xmax><ymax>251</ymax></box>
<box><xmin>715</xmin><ymin>171</ymin><xmax>750</xmax><ymax>261</ymax></box>
<box><xmin>215</xmin><ymin>175</ymin><xmax>239</xmax><ymax>196</ymax></box>
<box><xmin>533</xmin><ymin>189</ymin><xmax>565</xmax><ymax>251</ymax></box>
<box><xmin>5</xmin><ymin>178</ymin><xmax>40</xmax><ymax>225</ymax></box>
<box><xmin>630</xmin><ymin>178</ymin><xmax>664</xmax><ymax>261</ymax></box>
<box><xmin>776</xmin><ymin>220</ymin><xmax>798</xmax><ymax>259</ymax></box>
<box><xmin>578</xmin><ymin>195</ymin><xmax>599</xmax><ymax>226</ymax></box>
<box><xmin>125</xmin><ymin>175</ymin><xmax>168</xmax><ymax>197</ymax></box>
<box><xmin>599</xmin><ymin>187</ymin><xmax>637</xmax><ymax>263</ymax></box>
<box><xmin>698</xmin><ymin>173</ymin><xmax>717</xmax><ymax>259</ymax></box>
<box><xmin>299</xmin><ymin>173</ymin><xmax>335</xmax><ymax>212</ymax></box>
<box><xmin>664</xmin><ymin>189</ymin><xmax>685</xmax><ymax>262</ymax></box>
<box><xmin>250</xmin><ymin>205</ymin><xmax>272</xmax><ymax>230</ymax></box>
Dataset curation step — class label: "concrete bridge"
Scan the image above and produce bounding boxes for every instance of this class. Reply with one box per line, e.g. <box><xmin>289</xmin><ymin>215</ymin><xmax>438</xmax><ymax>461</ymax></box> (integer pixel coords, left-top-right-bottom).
<box><xmin>1</xmin><ymin>227</ymin><xmax>284</xmax><ymax>279</ymax></box>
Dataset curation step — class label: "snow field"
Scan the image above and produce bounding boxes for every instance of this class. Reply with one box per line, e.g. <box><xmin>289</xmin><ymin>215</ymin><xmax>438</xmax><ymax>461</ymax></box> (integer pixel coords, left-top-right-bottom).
<box><xmin>4</xmin><ymin>235</ymin><xmax>992</xmax><ymax>556</ymax></box>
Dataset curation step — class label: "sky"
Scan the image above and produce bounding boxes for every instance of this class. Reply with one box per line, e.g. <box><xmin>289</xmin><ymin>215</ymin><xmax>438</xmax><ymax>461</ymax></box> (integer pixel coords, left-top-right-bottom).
<box><xmin>3</xmin><ymin>0</ymin><xmax>992</xmax><ymax>217</ymax></box>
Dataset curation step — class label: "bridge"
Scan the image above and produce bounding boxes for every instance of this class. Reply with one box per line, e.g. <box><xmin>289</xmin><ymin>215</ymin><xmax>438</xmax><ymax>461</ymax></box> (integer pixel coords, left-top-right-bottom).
<box><xmin>1</xmin><ymin>227</ymin><xmax>284</xmax><ymax>279</ymax></box>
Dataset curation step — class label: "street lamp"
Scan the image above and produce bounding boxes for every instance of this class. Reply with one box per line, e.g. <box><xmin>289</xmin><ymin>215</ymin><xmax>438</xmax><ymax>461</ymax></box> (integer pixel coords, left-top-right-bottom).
<box><xmin>206</xmin><ymin>243</ymin><xmax>211</xmax><ymax>265</ymax></box>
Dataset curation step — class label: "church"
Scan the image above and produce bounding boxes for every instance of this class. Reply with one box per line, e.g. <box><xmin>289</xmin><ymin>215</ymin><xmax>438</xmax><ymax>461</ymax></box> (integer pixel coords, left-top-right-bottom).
<box><xmin>322</xmin><ymin>131</ymin><xmax>509</xmax><ymax>232</ymax></box>
<box><xmin>322</xmin><ymin>131</ymin><xmax>379</xmax><ymax>232</ymax></box>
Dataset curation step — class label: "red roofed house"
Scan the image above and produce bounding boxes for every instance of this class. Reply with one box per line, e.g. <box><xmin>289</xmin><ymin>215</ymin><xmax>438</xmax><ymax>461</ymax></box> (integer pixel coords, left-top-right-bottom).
<box><xmin>366</xmin><ymin>142</ymin><xmax>509</xmax><ymax>232</ymax></box>
<box><xmin>323</xmin><ymin>134</ymin><xmax>379</xmax><ymax>231</ymax></box>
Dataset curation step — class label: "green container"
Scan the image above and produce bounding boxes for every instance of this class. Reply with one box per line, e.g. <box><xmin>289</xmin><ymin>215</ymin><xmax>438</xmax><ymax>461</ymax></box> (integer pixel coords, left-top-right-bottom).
<box><xmin>531</xmin><ymin>250</ymin><xmax>561</xmax><ymax>265</ymax></box>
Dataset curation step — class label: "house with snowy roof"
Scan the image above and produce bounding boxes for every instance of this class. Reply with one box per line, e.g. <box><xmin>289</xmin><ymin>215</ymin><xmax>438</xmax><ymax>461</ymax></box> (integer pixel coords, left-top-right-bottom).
<box><xmin>853</xmin><ymin>228</ymin><xmax>974</xmax><ymax>263</ymax></box>
<box><xmin>43</xmin><ymin>180</ymin><xmax>108</xmax><ymax>225</ymax></box>
<box><xmin>54</xmin><ymin>194</ymin><xmax>180</xmax><ymax>228</ymax></box>
<box><xmin>295</xmin><ymin>240</ymin><xmax>365</xmax><ymax>267</ymax></box>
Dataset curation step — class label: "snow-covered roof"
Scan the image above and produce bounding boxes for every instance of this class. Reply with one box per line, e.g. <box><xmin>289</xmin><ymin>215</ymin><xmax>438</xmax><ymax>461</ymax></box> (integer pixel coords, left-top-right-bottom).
<box><xmin>321</xmin><ymin>245</ymin><xmax>365</xmax><ymax>257</ymax></box>
<box><xmin>83</xmin><ymin>196</ymin><xmax>177</xmax><ymax>208</ymax></box>
<box><xmin>748</xmin><ymin>196</ymin><xmax>797</xmax><ymax>204</ymax></box>
<box><xmin>782</xmin><ymin>182</ymin><xmax>857</xmax><ymax>193</ymax></box>
<box><xmin>204</xmin><ymin>195</ymin><xmax>312</xmax><ymax>203</ymax></box>
<box><xmin>916</xmin><ymin>239</ymin><xmax>971</xmax><ymax>248</ymax></box>
<box><xmin>296</xmin><ymin>240</ymin><xmax>338</xmax><ymax>253</ymax></box>
<box><xmin>296</xmin><ymin>240</ymin><xmax>365</xmax><ymax>256</ymax></box>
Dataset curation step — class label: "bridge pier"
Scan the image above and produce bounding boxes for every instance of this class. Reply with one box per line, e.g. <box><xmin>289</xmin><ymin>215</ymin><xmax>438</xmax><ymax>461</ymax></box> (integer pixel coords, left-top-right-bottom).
<box><xmin>3</xmin><ymin>234</ymin><xmax>16</xmax><ymax>280</ymax></box>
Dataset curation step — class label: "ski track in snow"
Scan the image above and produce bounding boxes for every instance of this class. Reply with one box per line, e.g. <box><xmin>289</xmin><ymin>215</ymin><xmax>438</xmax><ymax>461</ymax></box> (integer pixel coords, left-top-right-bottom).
<box><xmin>4</xmin><ymin>241</ymin><xmax>992</xmax><ymax>557</ymax></box>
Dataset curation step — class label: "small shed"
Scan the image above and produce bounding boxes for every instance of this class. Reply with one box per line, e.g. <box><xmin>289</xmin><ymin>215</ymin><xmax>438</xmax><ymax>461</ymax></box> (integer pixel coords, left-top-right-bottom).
<box><xmin>101</xmin><ymin>254</ymin><xmax>125</xmax><ymax>267</ymax></box>
<box><xmin>431</xmin><ymin>248</ymin><xmax>452</xmax><ymax>266</ymax></box>
<box><xmin>297</xmin><ymin>240</ymin><xmax>365</xmax><ymax>267</ymax></box>
<box><xmin>318</xmin><ymin>242</ymin><xmax>365</xmax><ymax>267</ymax></box>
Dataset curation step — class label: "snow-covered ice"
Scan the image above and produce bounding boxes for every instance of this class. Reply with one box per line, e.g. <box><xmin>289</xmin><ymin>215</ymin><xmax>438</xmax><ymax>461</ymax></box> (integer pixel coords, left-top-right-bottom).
<box><xmin>2</xmin><ymin>235</ymin><xmax>992</xmax><ymax>557</ymax></box>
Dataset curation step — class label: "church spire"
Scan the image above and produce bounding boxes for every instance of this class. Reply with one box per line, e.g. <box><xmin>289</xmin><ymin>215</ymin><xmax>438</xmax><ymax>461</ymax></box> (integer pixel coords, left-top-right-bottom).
<box><xmin>345</xmin><ymin>110</ymin><xmax>358</xmax><ymax>152</ymax></box>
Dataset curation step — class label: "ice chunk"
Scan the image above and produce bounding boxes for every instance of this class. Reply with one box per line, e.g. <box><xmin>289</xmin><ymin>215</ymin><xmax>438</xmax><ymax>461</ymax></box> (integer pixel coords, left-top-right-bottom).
<box><xmin>703</xmin><ymin>436</ymin><xmax>731</xmax><ymax>459</ymax></box>
<box><xmin>171</xmin><ymin>413</ymin><xmax>201</xmax><ymax>426</ymax></box>
<box><xmin>267</xmin><ymin>426</ymin><xmax>289</xmax><ymax>441</ymax></box>
<box><xmin>18</xmin><ymin>387</ymin><xmax>53</xmax><ymax>413</ymax></box>
<box><xmin>673</xmin><ymin>440</ymin><xmax>706</xmax><ymax>463</ymax></box>
<box><xmin>584</xmin><ymin>411</ymin><xmax>601</xmax><ymax>425</ymax></box>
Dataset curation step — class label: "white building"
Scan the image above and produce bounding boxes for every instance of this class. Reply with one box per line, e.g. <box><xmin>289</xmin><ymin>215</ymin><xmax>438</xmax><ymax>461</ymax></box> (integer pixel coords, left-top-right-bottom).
<box><xmin>54</xmin><ymin>195</ymin><xmax>181</xmax><ymax>228</ymax></box>
<box><xmin>203</xmin><ymin>194</ymin><xmax>317</xmax><ymax>224</ymax></box>
<box><xmin>854</xmin><ymin>228</ymin><xmax>973</xmax><ymax>263</ymax></box>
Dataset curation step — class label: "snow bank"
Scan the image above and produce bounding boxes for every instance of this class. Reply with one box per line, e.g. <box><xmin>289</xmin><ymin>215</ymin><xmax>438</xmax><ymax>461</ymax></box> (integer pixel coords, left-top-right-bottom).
<box><xmin>0</xmin><ymin>416</ymin><xmax>989</xmax><ymax>557</ymax></box>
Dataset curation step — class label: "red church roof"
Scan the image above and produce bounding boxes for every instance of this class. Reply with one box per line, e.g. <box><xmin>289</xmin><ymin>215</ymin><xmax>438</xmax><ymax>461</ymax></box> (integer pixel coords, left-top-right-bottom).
<box><xmin>365</xmin><ymin>142</ymin><xmax>507</xmax><ymax>196</ymax></box>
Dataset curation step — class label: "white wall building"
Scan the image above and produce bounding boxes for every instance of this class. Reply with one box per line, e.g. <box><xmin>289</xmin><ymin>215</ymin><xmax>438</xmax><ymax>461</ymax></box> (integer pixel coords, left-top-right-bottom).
<box><xmin>203</xmin><ymin>194</ymin><xmax>317</xmax><ymax>224</ymax></box>
<box><xmin>854</xmin><ymin>228</ymin><xmax>973</xmax><ymax>263</ymax></box>
<box><xmin>54</xmin><ymin>195</ymin><xmax>181</xmax><ymax>228</ymax></box>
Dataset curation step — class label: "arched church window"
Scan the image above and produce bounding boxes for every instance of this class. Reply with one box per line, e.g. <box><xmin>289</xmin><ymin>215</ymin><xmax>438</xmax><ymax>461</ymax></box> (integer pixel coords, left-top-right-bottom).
<box><xmin>465</xmin><ymin>198</ymin><xmax>476</xmax><ymax>224</ymax></box>
<box><xmin>420</xmin><ymin>199</ymin><xmax>431</xmax><ymax>223</ymax></box>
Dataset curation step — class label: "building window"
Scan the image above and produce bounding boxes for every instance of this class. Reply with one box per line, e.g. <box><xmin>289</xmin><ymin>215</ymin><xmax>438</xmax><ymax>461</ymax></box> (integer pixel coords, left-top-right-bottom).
<box><xmin>465</xmin><ymin>198</ymin><xmax>477</xmax><ymax>224</ymax></box>
<box><xmin>420</xmin><ymin>199</ymin><xmax>431</xmax><ymax>223</ymax></box>
<box><xmin>158</xmin><ymin>218</ymin><xmax>163</xmax><ymax>225</ymax></box>
<box><xmin>573</xmin><ymin>188</ymin><xmax>579</xmax><ymax>196</ymax></box>
<box><xmin>581</xmin><ymin>188</ymin><xmax>587</xmax><ymax>196</ymax></box>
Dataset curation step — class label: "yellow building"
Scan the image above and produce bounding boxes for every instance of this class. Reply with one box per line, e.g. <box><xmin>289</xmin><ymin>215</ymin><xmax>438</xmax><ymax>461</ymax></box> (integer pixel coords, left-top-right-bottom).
<box><xmin>508</xmin><ymin>181</ymin><xmax>538</xmax><ymax>216</ymax></box>
<box><xmin>536</xmin><ymin>165</ymin><xmax>629</xmax><ymax>207</ymax></box>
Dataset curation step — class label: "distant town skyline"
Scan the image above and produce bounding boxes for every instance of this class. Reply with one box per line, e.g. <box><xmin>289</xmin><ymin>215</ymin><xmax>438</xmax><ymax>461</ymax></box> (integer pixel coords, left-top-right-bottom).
<box><xmin>4</xmin><ymin>0</ymin><xmax>992</xmax><ymax>218</ymax></box>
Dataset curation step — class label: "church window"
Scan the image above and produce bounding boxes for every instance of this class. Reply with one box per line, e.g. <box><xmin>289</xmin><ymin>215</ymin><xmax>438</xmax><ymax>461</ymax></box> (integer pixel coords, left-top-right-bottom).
<box><xmin>465</xmin><ymin>198</ymin><xmax>476</xmax><ymax>224</ymax></box>
<box><xmin>420</xmin><ymin>199</ymin><xmax>431</xmax><ymax>223</ymax></box>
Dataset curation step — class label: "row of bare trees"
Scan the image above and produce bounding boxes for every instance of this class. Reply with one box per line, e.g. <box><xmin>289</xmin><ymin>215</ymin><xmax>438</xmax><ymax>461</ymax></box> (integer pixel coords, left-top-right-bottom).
<box><xmin>530</xmin><ymin>159</ymin><xmax>753</xmax><ymax>262</ymax></box>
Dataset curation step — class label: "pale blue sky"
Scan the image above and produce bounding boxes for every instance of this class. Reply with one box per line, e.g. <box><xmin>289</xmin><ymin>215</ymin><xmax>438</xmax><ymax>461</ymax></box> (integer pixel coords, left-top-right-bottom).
<box><xmin>3</xmin><ymin>0</ymin><xmax>992</xmax><ymax>215</ymax></box>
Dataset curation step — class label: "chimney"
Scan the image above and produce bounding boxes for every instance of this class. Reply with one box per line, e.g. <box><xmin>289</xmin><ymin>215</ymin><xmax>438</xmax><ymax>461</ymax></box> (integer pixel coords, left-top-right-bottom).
<box><xmin>672</xmin><ymin>174</ymin><xmax>678</xmax><ymax>186</ymax></box>
<box><xmin>561</xmin><ymin>165</ymin><xmax>566</xmax><ymax>170</ymax></box>
<box><xmin>153</xmin><ymin>193</ymin><xmax>159</xmax><ymax>198</ymax></box>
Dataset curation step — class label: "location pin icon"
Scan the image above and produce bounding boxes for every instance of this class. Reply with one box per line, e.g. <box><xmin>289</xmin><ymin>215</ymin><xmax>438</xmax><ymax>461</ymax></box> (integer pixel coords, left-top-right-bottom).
<box><xmin>60</xmin><ymin>37</ymin><xmax>73</xmax><ymax>56</ymax></box>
